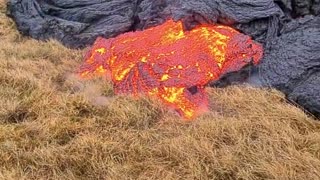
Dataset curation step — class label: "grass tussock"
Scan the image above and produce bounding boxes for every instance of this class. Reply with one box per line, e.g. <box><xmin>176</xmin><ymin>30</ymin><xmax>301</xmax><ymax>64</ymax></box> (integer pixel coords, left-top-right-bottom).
<box><xmin>1</xmin><ymin>1</ymin><xmax>320</xmax><ymax>179</ymax></box>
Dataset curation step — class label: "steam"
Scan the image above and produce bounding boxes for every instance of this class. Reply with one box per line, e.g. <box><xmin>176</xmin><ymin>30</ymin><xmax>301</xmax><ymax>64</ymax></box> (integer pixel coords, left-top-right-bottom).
<box><xmin>246</xmin><ymin>67</ymin><xmax>264</xmax><ymax>87</ymax></box>
<box><xmin>65</xmin><ymin>73</ymin><xmax>113</xmax><ymax>107</ymax></box>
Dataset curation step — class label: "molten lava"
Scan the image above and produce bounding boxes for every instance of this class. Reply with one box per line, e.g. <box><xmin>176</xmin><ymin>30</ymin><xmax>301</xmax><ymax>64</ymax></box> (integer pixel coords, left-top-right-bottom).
<box><xmin>79</xmin><ymin>20</ymin><xmax>263</xmax><ymax>119</ymax></box>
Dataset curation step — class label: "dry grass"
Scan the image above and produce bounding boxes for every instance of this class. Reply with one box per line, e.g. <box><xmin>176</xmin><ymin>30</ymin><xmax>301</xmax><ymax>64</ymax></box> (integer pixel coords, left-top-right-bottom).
<box><xmin>1</xmin><ymin>1</ymin><xmax>320</xmax><ymax>179</ymax></box>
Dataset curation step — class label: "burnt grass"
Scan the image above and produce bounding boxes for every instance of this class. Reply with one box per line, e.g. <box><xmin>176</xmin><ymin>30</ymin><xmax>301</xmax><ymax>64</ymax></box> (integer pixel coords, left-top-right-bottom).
<box><xmin>1</xmin><ymin>1</ymin><xmax>320</xmax><ymax>179</ymax></box>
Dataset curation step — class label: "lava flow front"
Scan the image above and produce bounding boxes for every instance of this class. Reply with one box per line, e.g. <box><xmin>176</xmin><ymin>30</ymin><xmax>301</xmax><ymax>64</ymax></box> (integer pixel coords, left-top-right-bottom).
<box><xmin>79</xmin><ymin>19</ymin><xmax>263</xmax><ymax>119</ymax></box>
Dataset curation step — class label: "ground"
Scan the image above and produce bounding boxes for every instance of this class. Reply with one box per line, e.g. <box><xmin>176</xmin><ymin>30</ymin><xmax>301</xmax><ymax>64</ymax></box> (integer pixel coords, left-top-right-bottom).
<box><xmin>1</xmin><ymin>1</ymin><xmax>320</xmax><ymax>179</ymax></box>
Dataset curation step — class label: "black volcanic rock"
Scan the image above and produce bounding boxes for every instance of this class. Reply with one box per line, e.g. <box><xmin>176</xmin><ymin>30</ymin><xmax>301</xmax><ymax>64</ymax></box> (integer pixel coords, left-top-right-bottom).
<box><xmin>275</xmin><ymin>0</ymin><xmax>320</xmax><ymax>16</ymax></box>
<box><xmin>6</xmin><ymin>0</ymin><xmax>139</xmax><ymax>48</ymax></box>
<box><xmin>259</xmin><ymin>16</ymin><xmax>320</xmax><ymax>116</ymax></box>
<box><xmin>6</xmin><ymin>0</ymin><xmax>283</xmax><ymax>48</ymax></box>
<box><xmin>288</xmin><ymin>72</ymin><xmax>320</xmax><ymax>117</ymax></box>
<box><xmin>138</xmin><ymin>0</ymin><xmax>283</xmax><ymax>27</ymax></box>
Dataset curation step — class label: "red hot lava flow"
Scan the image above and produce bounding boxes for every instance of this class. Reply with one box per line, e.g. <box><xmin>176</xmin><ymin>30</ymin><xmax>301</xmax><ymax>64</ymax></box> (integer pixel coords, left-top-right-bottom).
<box><xmin>79</xmin><ymin>19</ymin><xmax>263</xmax><ymax>119</ymax></box>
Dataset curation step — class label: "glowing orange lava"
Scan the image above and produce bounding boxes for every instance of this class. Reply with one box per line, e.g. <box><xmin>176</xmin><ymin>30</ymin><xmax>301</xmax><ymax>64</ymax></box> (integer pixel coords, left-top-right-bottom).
<box><xmin>79</xmin><ymin>20</ymin><xmax>263</xmax><ymax>119</ymax></box>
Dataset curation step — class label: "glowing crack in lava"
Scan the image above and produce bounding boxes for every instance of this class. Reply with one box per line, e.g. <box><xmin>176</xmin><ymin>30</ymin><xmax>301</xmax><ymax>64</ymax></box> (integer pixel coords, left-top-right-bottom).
<box><xmin>79</xmin><ymin>20</ymin><xmax>263</xmax><ymax>119</ymax></box>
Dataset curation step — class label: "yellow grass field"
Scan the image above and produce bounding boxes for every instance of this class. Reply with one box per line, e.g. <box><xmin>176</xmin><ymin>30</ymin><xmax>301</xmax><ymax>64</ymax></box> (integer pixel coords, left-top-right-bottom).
<box><xmin>1</xmin><ymin>1</ymin><xmax>320</xmax><ymax>179</ymax></box>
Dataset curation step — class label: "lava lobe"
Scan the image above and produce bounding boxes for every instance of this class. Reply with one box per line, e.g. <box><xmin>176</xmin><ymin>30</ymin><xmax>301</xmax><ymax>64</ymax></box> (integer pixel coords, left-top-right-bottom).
<box><xmin>79</xmin><ymin>20</ymin><xmax>263</xmax><ymax>119</ymax></box>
